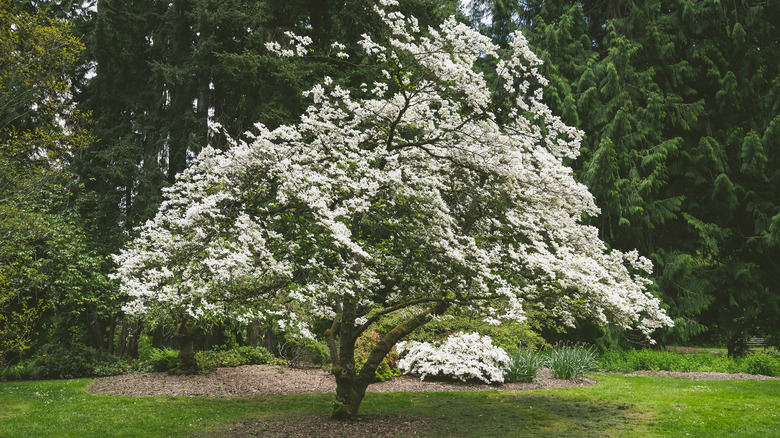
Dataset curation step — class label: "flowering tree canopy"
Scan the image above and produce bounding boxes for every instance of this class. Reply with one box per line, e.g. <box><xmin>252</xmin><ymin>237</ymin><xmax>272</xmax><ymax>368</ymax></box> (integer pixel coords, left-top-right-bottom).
<box><xmin>113</xmin><ymin>0</ymin><xmax>671</xmax><ymax>418</ymax></box>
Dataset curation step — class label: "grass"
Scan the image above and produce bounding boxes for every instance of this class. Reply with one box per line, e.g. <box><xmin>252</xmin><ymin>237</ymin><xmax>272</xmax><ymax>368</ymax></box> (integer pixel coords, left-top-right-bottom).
<box><xmin>1</xmin><ymin>374</ymin><xmax>778</xmax><ymax>437</ymax></box>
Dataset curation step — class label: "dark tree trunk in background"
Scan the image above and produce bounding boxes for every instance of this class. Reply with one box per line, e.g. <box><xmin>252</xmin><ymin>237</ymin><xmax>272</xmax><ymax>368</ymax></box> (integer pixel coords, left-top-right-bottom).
<box><xmin>262</xmin><ymin>328</ymin><xmax>275</xmax><ymax>352</ymax></box>
<box><xmin>173</xmin><ymin>319</ymin><xmax>199</xmax><ymax>374</ymax></box>
<box><xmin>167</xmin><ymin>0</ymin><xmax>194</xmax><ymax>183</ymax></box>
<box><xmin>116</xmin><ymin>318</ymin><xmax>141</xmax><ymax>358</ymax></box>
<box><xmin>246</xmin><ymin>322</ymin><xmax>260</xmax><ymax>348</ymax></box>
<box><xmin>151</xmin><ymin>324</ymin><xmax>169</xmax><ymax>349</ymax></box>
<box><xmin>203</xmin><ymin>324</ymin><xmax>224</xmax><ymax>350</ymax></box>
<box><xmin>107</xmin><ymin>315</ymin><xmax>116</xmax><ymax>354</ymax></box>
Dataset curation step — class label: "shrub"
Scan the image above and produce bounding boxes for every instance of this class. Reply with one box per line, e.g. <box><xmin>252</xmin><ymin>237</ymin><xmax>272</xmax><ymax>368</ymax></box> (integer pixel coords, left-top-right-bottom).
<box><xmin>304</xmin><ymin>338</ymin><xmax>331</xmax><ymax>366</ymax></box>
<box><xmin>506</xmin><ymin>350</ymin><xmax>544</xmax><ymax>383</ymax></box>
<box><xmin>0</xmin><ymin>361</ymin><xmax>37</xmax><ymax>381</ymax></box>
<box><xmin>28</xmin><ymin>343</ymin><xmax>120</xmax><ymax>379</ymax></box>
<box><xmin>145</xmin><ymin>348</ymin><xmax>179</xmax><ymax>372</ymax></box>
<box><xmin>546</xmin><ymin>342</ymin><xmax>597</xmax><ymax>379</ymax></box>
<box><xmin>596</xmin><ymin>348</ymin><xmax>780</xmax><ymax>376</ymax></box>
<box><xmin>90</xmin><ymin>356</ymin><xmax>141</xmax><ymax>377</ymax></box>
<box><xmin>740</xmin><ymin>353</ymin><xmax>780</xmax><ymax>377</ymax></box>
<box><xmin>597</xmin><ymin>350</ymin><xmax>631</xmax><ymax>372</ymax></box>
<box><xmin>275</xmin><ymin>337</ymin><xmax>331</xmax><ymax>367</ymax></box>
<box><xmin>355</xmin><ymin>329</ymin><xmax>400</xmax><ymax>382</ymax></box>
<box><xmin>398</xmin><ymin>332</ymin><xmax>509</xmax><ymax>384</ymax></box>
<box><xmin>196</xmin><ymin>345</ymin><xmax>276</xmax><ymax>369</ymax></box>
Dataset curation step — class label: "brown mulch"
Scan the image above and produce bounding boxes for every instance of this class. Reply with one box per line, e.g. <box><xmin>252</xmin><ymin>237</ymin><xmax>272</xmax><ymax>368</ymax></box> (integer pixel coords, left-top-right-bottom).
<box><xmin>85</xmin><ymin>365</ymin><xmax>778</xmax><ymax>437</ymax></box>
<box><xmin>85</xmin><ymin>364</ymin><xmax>596</xmax><ymax>398</ymax></box>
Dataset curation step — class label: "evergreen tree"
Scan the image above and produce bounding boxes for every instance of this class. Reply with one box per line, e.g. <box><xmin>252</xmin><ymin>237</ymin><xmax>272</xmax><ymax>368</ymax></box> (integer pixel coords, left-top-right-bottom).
<box><xmin>508</xmin><ymin>0</ymin><xmax>780</xmax><ymax>352</ymax></box>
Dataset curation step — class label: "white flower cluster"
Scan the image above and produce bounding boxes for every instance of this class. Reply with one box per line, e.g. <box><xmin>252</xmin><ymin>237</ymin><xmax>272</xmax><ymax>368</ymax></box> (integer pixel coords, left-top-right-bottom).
<box><xmin>112</xmin><ymin>3</ymin><xmax>672</xmax><ymax>338</ymax></box>
<box><xmin>265</xmin><ymin>31</ymin><xmax>312</xmax><ymax>57</ymax></box>
<box><xmin>397</xmin><ymin>332</ymin><xmax>510</xmax><ymax>384</ymax></box>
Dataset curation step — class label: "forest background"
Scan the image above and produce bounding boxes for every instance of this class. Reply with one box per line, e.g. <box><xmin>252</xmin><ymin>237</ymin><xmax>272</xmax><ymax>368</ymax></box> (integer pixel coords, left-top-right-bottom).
<box><xmin>2</xmin><ymin>0</ymin><xmax>779</xmax><ymax>371</ymax></box>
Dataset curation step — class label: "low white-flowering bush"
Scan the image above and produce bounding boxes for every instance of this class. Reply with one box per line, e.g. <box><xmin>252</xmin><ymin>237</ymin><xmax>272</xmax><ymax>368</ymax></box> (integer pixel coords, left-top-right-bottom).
<box><xmin>397</xmin><ymin>332</ymin><xmax>510</xmax><ymax>384</ymax></box>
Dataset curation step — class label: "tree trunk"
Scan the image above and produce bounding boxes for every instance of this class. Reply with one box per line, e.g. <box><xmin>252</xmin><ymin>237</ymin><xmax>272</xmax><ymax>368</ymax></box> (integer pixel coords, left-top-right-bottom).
<box><xmin>116</xmin><ymin>318</ymin><xmax>141</xmax><ymax>358</ymax></box>
<box><xmin>167</xmin><ymin>0</ymin><xmax>194</xmax><ymax>183</ymax></box>
<box><xmin>727</xmin><ymin>333</ymin><xmax>746</xmax><ymax>357</ymax></box>
<box><xmin>203</xmin><ymin>324</ymin><xmax>224</xmax><ymax>350</ymax></box>
<box><xmin>246</xmin><ymin>322</ymin><xmax>260</xmax><ymax>347</ymax></box>
<box><xmin>333</xmin><ymin>372</ymin><xmax>371</xmax><ymax>420</ymax></box>
<box><xmin>151</xmin><ymin>325</ymin><xmax>169</xmax><ymax>349</ymax></box>
<box><xmin>172</xmin><ymin>319</ymin><xmax>199</xmax><ymax>375</ymax></box>
<box><xmin>330</xmin><ymin>300</ymin><xmax>451</xmax><ymax>420</ymax></box>
<box><xmin>107</xmin><ymin>314</ymin><xmax>116</xmax><ymax>354</ymax></box>
<box><xmin>262</xmin><ymin>327</ymin><xmax>275</xmax><ymax>352</ymax></box>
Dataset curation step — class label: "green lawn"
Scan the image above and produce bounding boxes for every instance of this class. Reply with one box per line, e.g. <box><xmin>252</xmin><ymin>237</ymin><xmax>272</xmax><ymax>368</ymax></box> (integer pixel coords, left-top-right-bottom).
<box><xmin>0</xmin><ymin>374</ymin><xmax>778</xmax><ymax>437</ymax></box>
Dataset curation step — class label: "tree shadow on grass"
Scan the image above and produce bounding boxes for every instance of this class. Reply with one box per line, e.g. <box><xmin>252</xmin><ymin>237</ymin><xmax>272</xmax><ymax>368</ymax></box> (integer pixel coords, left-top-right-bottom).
<box><xmin>206</xmin><ymin>391</ymin><xmax>650</xmax><ymax>437</ymax></box>
<box><xmin>396</xmin><ymin>391</ymin><xmax>648</xmax><ymax>437</ymax></box>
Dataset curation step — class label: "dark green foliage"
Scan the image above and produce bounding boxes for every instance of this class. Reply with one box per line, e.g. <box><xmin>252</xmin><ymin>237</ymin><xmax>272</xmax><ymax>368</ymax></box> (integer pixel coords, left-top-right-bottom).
<box><xmin>0</xmin><ymin>344</ymin><xmax>279</xmax><ymax>380</ymax></box>
<box><xmin>491</xmin><ymin>0</ymin><xmax>780</xmax><ymax>351</ymax></box>
<box><xmin>25</xmin><ymin>343</ymin><xmax>123</xmax><ymax>379</ymax></box>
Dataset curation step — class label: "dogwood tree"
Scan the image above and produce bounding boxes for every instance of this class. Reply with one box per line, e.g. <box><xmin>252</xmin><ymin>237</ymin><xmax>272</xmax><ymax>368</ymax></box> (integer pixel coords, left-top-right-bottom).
<box><xmin>113</xmin><ymin>0</ymin><xmax>672</xmax><ymax>419</ymax></box>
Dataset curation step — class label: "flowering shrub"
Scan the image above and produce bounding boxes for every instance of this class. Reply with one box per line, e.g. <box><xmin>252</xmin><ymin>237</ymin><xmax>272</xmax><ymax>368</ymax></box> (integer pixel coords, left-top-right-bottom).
<box><xmin>397</xmin><ymin>332</ymin><xmax>509</xmax><ymax>384</ymax></box>
<box><xmin>355</xmin><ymin>329</ymin><xmax>401</xmax><ymax>382</ymax></box>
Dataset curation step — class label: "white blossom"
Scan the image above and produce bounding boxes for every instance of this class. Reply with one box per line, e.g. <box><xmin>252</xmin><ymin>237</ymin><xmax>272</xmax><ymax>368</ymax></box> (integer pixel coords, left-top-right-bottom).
<box><xmin>397</xmin><ymin>332</ymin><xmax>510</xmax><ymax>383</ymax></box>
<box><xmin>113</xmin><ymin>2</ymin><xmax>672</xmax><ymax>340</ymax></box>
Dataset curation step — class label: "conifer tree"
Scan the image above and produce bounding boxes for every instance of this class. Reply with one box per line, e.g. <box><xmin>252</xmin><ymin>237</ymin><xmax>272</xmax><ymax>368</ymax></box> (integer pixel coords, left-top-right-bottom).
<box><xmin>496</xmin><ymin>0</ymin><xmax>780</xmax><ymax>351</ymax></box>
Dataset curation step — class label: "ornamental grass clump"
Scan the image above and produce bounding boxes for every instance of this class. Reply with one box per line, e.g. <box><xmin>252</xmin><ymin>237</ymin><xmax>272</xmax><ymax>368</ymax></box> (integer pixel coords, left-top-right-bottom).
<box><xmin>397</xmin><ymin>332</ymin><xmax>509</xmax><ymax>384</ymax></box>
<box><xmin>506</xmin><ymin>350</ymin><xmax>544</xmax><ymax>383</ymax></box>
<box><xmin>546</xmin><ymin>342</ymin><xmax>597</xmax><ymax>379</ymax></box>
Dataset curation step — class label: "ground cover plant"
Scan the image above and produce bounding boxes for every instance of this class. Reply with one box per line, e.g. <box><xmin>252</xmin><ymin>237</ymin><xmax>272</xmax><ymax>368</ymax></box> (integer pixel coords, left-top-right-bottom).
<box><xmin>598</xmin><ymin>349</ymin><xmax>780</xmax><ymax>377</ymax></box>
<box><xmin>1</xmin><ymin>373</ymin><xmax>778</xmax><ymax>437</ymax></box>
<box><xmin>0</xmin><ymin>345</ymin><xmax>278</xmax><ymax>381</ymax></box>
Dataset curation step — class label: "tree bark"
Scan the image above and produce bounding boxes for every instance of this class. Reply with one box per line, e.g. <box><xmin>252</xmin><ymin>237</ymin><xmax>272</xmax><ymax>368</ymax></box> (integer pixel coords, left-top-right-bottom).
<box><xmin>151</xmin><ymin>325</ymin><xmax>169</xmax><ymax>349</ymax></box>
<box><xmin>331</xmin><ymin>300</ymin><xmax>451</xmax><ymax>420</ymax></box>
<box><xmin>333</xmin><ymin>372</ymin><xmax>371</xmax><ymax>420</ymax></box>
